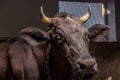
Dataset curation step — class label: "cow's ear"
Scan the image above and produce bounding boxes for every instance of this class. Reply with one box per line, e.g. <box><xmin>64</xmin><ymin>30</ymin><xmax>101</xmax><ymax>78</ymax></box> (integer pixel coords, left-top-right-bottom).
<box><xmin>88</xmin><ymin>24</ymin><xmax>110</xmax><ymax>42</ymax></box>
<box><xmin>19</xmin><ymin>27</ymin><xmax>49</xmax><ymax>46</ymax></box>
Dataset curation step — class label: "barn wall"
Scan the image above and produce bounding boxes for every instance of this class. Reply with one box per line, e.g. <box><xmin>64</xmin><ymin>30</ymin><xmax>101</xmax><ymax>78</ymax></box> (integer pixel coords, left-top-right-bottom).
<box><xmin>0</xmin><ymin>0</ymin><xmax>58</xmax><ymax>40</ymax></box>
<box><xmin>59</xmin><ymin>1</ymin><xmax>104</xmax><ymax>28</ymax></box>
<box><xmin>59</xmin><ymin>0</ymin><xmax>116</xmax><ymax>42</ymax></box>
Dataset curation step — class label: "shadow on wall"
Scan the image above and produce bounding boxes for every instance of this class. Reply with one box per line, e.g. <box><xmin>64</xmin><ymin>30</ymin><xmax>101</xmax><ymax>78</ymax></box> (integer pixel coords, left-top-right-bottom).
<box><xmin>0</xmin><ymin>0</ymin><xmax>58</xmax><ymax>38</ymax></box>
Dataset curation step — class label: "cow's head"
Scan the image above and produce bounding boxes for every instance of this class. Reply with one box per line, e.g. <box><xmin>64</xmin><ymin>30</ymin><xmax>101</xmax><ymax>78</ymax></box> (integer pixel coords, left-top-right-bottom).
<box><xmin>19</xmin><ymin>6</ymin><xmax>110</xmax><ymax>80</ymax></box>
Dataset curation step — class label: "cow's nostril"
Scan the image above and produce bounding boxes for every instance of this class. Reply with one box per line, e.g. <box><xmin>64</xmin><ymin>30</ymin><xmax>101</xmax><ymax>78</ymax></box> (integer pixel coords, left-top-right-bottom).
<box><xmin>75</xmin><ymin>58</ymin><xmax>97</xmax><ymax>72</ymax></box>
<box><xmin>79</xmin><ymin>63</ymin><xmax>86</xmax><ymax>70</ymax></box>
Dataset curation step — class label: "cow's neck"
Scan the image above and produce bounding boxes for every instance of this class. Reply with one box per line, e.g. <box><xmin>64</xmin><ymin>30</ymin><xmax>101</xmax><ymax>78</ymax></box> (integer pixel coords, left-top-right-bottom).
<box><xmin>32</xmin><ymin>42</ymin><xmax>51</xmax><ymax>80</ymax></box>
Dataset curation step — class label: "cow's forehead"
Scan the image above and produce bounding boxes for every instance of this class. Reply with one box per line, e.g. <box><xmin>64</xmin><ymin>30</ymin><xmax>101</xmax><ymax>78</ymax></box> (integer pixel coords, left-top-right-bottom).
<box><xmin>52</xmin><ymin>16</ymin><xmax>88</xmax><ymax>34</ymax></box>
<box><xmin>55</xmin><ymin>12</ymin><xmax>83</xmax><ymax>24</ymax></box>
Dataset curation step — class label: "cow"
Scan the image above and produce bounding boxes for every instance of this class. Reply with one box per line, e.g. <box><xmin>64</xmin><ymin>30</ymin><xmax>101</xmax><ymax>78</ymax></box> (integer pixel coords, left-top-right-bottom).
<box><xmin>89</xmin><ymin>42</ymin><xmax>120</xmax><ymax>80</ymax></box>
<box><xmin>0</xmin><ymin>6</ymin><xmax>110</xmax><ymax>80</ymax></box>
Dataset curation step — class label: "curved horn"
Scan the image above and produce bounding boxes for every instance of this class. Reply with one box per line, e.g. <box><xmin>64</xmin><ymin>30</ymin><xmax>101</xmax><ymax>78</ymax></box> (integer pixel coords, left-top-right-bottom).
<box><xmin>40</xmin><ymin>6</ymin><xmax>51</xmax><ymax>24</ymax></box>
<box><xmin>80</xmin><ymin>5</ymin><xmax>91</xmax><ymax>23</ymax></box>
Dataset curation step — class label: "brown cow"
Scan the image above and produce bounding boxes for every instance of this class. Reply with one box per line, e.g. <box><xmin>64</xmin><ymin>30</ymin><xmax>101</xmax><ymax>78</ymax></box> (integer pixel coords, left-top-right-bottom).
<box><xmin>0</xmin><ymin>6</ymin><xmax>110</xmax><ymax>80</ymax></box>
<box><xmin>90</xmin><ymin>42</ymin><xmax>120</xmax><ymax>80</ymax></box>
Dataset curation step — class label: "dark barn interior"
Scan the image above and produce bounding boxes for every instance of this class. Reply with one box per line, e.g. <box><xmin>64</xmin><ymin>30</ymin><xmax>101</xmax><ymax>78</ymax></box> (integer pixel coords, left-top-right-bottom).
<box><xmin>0</xmin><ymin>0</ymin><xmax>120</xmax><ymax>80</ymax></box>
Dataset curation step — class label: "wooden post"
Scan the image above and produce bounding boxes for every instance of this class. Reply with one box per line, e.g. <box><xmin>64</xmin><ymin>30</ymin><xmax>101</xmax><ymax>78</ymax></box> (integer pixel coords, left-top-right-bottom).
<box><xmin>115</xmin><ymin>0</ymin><xmax>120</xmax><ymax>42</ymax></box>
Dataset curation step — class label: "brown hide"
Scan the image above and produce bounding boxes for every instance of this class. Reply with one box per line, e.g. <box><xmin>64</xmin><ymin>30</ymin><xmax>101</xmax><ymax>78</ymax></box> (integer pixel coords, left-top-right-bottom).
<box><xmin>1</xmin><ymin>42</ymin><xmax>120</xmax><ymax>80</ymax></box>
<box><xmin>0</xmin><ymin>43</ymin><xmax>8</xmax><ymax>80</ymax></box>
<box><xmin>0</xmin><ymin>38</ymin><xmax>50</xmax><ymax>80</ymax></box>
<box><xmin>89</xmin><ymin>42</ymin><xmax>120</xmax><ymax>80</ymax></box>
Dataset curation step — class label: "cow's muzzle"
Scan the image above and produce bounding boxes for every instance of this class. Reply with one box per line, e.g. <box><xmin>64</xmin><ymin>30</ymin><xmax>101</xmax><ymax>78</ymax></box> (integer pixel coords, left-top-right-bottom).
<box><xmin>73</xmin><ymin>58</ymin><xmax>98</xmax><ymax>78</ymax></box>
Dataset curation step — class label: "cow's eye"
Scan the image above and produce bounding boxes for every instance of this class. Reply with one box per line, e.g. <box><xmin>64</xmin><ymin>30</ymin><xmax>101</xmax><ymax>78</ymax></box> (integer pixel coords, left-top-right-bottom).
<box><xmin>54</xmin><ymin>34</ymin><xmax>62</xmax><ymax>41</ymax></box>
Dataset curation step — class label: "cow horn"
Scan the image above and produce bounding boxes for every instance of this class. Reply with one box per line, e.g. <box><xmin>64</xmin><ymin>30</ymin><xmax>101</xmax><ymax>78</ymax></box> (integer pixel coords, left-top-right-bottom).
<box><xmin>40</xmin><ymin>6</ymin><xmax>51</xmax><ymax>24</ymax></box>
<box><xmin>80</xmin><ymin>5</ymin><xmax>91</xmax><ymax>23</ymax></box>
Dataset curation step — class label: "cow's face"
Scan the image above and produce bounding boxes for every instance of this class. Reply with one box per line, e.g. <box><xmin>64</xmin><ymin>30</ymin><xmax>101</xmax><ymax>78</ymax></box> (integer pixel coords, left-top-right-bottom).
<box><xmin>40</xmin><ymin>6</ymin><xmax>110</xmax><ymax>79</ymax></box>
<box><xmin>47</xmin><ymin>13</ymin><xmax>100</xmax><ymax>79</ymax></box>
<box><xmin>49</xmin><ymin>17</ymin><xmax>97</xmax><ymax>79</ymax></box>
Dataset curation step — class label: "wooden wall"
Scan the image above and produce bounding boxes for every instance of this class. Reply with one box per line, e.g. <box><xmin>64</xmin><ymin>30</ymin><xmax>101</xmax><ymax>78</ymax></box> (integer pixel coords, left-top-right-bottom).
<box><xmin>0</xmin><ymin>0</ymin><xmax>58</xmax><ymax>39</ymax></box>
